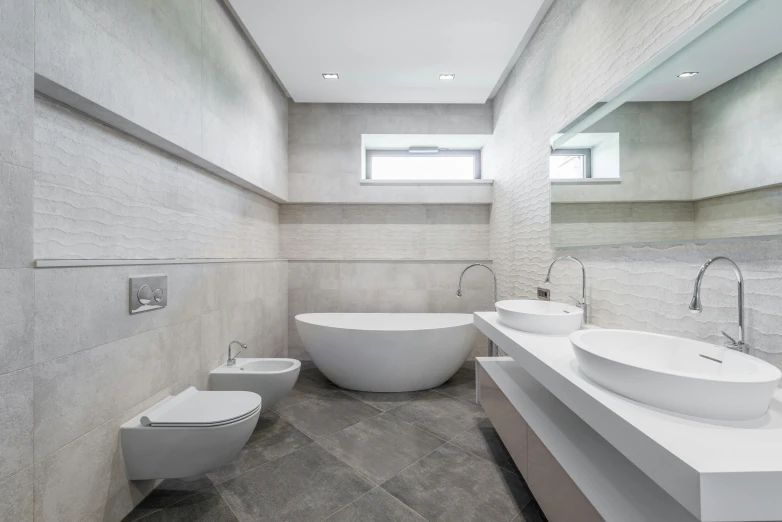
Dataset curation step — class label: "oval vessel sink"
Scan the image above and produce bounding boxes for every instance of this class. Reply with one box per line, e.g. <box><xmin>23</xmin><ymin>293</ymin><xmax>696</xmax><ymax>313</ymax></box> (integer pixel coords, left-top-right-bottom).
<box><xmin>570</xmin><ymin>329</ymin><xmax>782</xmax><ymax>421</ymax></box>
<box><xmin>496</xmin><ymin>300</ymin><xmax>582</xmax><ymax>335</ymax></box>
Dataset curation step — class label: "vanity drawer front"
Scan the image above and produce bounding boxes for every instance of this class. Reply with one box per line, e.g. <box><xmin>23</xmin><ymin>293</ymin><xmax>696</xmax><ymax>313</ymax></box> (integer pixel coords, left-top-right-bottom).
<box><xmin>527</xmin><ymin>428</ymin><xmax>604</xmax><ymax>522</ymax></box>
<box><xmin>477</xmin><ymin>365</ymin><xmax>529</xmax><ymax>478</ymax></box>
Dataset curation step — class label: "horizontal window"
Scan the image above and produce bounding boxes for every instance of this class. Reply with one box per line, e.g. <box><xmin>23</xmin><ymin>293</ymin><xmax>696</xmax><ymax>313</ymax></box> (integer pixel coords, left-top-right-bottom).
<box><xmin>549</xmin><ymin>148</ymin><xmax>592</xmax><ymax>179</ymax></box>
<box><xmin>366</xmin><ymin>149</ymin><xmax>481</xmax><ymax>181</ymax></box>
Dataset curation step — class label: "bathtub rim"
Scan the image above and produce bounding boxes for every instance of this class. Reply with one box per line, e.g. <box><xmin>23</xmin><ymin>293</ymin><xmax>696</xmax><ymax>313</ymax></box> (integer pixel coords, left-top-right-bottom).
<box><xmin>295</xmin><ymin>312</ymin><xmax>475</xmax><ymax>333</ymax></box>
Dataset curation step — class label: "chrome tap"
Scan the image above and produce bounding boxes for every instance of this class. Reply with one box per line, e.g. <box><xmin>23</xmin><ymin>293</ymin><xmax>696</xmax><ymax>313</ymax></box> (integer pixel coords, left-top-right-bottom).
<box><xmin>456</xmin><ymin>263</ymin><xmax>498</xmax><ymax>356</ymax></box>
<box><xmin>227</xmin><ymin>340</ymin><xmax>247</xmax><ymax>366</ymax></box>
<box><xmin>545</xmin><ymin>256</ymin><xmax>588</xmax><ymax>323</ymax></box>
<box><xmin>689</xmin><ymin>257</ymin><xmax>748</xmax><ymax>353</ymax></box>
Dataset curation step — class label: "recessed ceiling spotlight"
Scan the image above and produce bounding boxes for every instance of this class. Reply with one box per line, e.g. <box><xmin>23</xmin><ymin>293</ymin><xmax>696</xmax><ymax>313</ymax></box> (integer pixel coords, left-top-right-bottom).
<box><xmin>322</xmin><ymin>73</ymin><xmax>339</xmax><ymax>80</ymax></box>
<box><xmin>439</xmin><ymin>74</ymin><xmax>455</xmax><ymax>80</ymax></box>
<box><xmin>677</xmin><ymin>71</ymin><xmax>699</xmax><ymax>78</ymax></box>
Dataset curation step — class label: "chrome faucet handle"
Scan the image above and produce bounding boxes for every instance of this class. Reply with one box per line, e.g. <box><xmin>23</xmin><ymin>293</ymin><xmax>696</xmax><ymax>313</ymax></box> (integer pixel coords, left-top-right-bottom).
<box><xmin>568</xmin><ymin>295</ymin><xmax>584</xmax><ymax>307</ymax></box>
<box><xmin>721</xmin><ymin>331</ymin><xmax>749</xmax><ymax>353</ymax></box>
<box><xmin>721</xmin><ymin>330</ymin><xmax>738</xmax><ymax>345</ymax></box>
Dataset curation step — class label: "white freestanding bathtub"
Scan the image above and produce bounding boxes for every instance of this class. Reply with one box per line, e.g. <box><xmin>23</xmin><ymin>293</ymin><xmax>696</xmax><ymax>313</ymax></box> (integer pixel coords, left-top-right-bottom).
<box><xmin>295</xmin><ymin>313</ymin><xmax>478</xmax><ymax>392</ymax></box>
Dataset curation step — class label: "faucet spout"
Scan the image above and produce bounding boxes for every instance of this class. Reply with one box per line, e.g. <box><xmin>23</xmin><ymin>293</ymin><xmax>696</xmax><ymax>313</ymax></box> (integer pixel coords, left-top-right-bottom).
<box><xmin>227</xmin><ymin>340</ymin><xmax>248</xmax><ymax>367</ymax></box>
<box><xmin>689</xmin><ymin>256</ymin><xmax>747</xmax><ymax>353</ymax></box>
<box><xmin>545</xmin><ymin>256</ymin><xmax>588</xmax><ymax>323</ymax></box>
<box><xmin>456</xmin><ymin>263</ymin><xmax>497</xmax><ymax>307</ymax></box>
<box><xmin>456</xmin><ymin>263</ymin><xmax>498</xmax><ymax>356</ymax></box>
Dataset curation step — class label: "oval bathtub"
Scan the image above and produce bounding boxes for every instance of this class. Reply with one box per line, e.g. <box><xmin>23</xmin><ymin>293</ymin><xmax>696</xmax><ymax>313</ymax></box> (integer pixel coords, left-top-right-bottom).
<box><xmin>295</xmin><ymin>313</ymin><xmax>478</xmax><ymax>392</ymax></box>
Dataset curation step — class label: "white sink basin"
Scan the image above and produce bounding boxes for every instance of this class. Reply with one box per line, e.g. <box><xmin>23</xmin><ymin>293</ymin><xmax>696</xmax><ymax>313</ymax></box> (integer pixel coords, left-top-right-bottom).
<box><xmin>496</xmin><ymin>299</ymin><xmax>582</xmax><ymax>335</ymax></box>
<box><xmin>570</xmin><ymin>329</ymin><xmax>782</xmax><ymax>421</ymax></box>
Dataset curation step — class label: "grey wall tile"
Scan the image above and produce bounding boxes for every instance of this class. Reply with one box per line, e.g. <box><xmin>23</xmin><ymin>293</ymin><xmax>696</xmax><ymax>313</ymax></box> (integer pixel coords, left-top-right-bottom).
<box><xmin>0</xmin><ymin>368</ymin><xmax>33</xmax><ymax>482</ymax></box>
<box><xmin>0</xmin><ymin>467</ymin><xmax>33</xmax><ymax>522</ymax></box>
<box><xmin>33</xmin><ymin>318</ymin><xmax>201</xmax><ymax>460</ymax></box>
<box><xmin>0</xmin><ymin>269</ymin><xmax>33</xmax><ymax>374</ymax></box>
<box><xmin>34</xmin><ymin>0</ymin><xmax>202</xmax><ymax>153</ymax></box>
<box><xmin>0</xmin><ymin>54</ymin><xmax>33</xmax><ymax>168</ymax></box>
<box><xmin>200</xmin><ymin>0</ymin><xmax>288</xmax><ymax>199</ymax></box>
<box><xmin>0</xmin><ymin>163</ymin><xmax>33</xmax><ymax>268</ymax></box>
<box><xmin>287</xmin><ymin>103</ymin><xmax>492</xmax><ymax>203</ymax></box>
<box><xmin>0</xmin><ymin>0</ymin><xmax>34</xmax><ymax>68</ymax></box>
<box><xmin>34</xmin><ymin>264</ymin><xmax>206</xmax><ymax>363</ymax></box>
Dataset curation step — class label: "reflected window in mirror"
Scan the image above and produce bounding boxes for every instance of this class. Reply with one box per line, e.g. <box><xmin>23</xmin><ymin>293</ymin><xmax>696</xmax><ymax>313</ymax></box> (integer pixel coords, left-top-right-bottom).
<box><xmin>550</xmin><ymin>149</ymin><xmax>591</xmax><ymax>179</ymax></box>
<box><xmin>548</xmin><ymin>0</ymin><xmax>782</xmax><ymax>249</ymax></box>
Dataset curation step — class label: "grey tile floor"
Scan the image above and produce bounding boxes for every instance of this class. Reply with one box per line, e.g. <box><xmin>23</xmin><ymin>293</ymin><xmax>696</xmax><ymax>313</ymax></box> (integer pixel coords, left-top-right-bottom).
<box><xmin>123</xmin><ymin>363</ymin><xmax>547</xmax><ymax>522</ymax></box>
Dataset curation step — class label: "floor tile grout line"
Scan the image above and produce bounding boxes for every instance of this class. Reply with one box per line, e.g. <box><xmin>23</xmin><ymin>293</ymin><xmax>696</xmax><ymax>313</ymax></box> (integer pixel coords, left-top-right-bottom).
<box><xmin>314</xmin><ymin>439</ymin><xmax>379</xmax><ymax>487</ymax></box>
<box><xmin>315</xmin><ymin>487</ymin><xmax>377</xmax><ymax>522</ymax></box>
<box><xmin>209</xmin><ymin>439</ymin><xmax>319</xmax><ymax>488</ymax></box>
<box><xmin>373</xmin><ymin>416</ymin><xmax>489</xmax><ymax>494</ymax></box>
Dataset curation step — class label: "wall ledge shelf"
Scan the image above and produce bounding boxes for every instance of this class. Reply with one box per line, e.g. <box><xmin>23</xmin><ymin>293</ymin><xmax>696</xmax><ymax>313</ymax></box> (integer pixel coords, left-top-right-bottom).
<box><xmin>474</xmin><ymin>312</ymin><xmax>782</xmax><ymax>522</ymax></box>
<box><xmin>35</xmin><ymin>258</ymin><xmax>286</xmax><ymax>269</ymax></box>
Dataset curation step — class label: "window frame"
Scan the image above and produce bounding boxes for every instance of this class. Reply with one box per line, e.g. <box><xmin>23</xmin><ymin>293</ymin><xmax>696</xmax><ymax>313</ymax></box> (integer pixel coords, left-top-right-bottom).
<box><xmin>549</xmin><ymin>148</ymin><xmax>592</xmax><ymax>179</ymax></box>
<box><xmin>365</xmin><ymin>148</ymin><xmax>482</xmax><ymax>181</ymax></box>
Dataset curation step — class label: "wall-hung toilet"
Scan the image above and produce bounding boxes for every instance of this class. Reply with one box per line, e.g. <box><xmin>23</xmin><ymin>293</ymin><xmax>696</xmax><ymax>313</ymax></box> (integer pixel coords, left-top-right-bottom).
<box><xmin>210</xmin><ymin>358</ymin><xmax>301</xmax><ymax>412</ymax></box>
<box><xmin>120</xmin><ymin>387</ymin><xmax>261</xmax><ymax>480</ymax></box>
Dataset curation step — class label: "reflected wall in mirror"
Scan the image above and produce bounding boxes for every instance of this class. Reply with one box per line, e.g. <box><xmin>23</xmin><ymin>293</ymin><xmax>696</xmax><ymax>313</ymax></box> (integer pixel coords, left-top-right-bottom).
<box><xmin>549</xmin><ymin>0</ymin><xmax>782</xmax><ymax>249</ymax></box>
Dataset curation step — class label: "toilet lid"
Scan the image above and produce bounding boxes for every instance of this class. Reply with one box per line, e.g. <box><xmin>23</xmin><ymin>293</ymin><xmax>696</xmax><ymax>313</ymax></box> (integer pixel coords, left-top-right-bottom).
<box><xmin>141</xmin><ymin>387</ymin><xmax>262</xmax><ymax>427</ymax></box>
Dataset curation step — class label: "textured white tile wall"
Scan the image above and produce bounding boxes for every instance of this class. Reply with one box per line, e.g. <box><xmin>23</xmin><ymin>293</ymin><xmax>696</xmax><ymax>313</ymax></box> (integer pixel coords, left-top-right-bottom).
<box><xmin>33</xmin><ymin>97</ymin><xmax>280</xmax><ymax>260</ymax></box>
<box><xmin>280</xmin><ymin>204</ymin><xmax>491</xmax><ymax>260</ymax></box>
<box><xmin>486</xmin><ymin>0</ymin><xmax>782</xmax><ymax>370</ymax></box>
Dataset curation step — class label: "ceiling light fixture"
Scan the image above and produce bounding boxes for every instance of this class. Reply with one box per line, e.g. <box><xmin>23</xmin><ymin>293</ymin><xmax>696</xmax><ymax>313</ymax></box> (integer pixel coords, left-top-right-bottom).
<box><xmin>677</xmin><ymin>71</ymin><xmax>699</xmax><ymax>78</ymax></box>
<box><xmin>322</xmin><ymin>73</ymin><xmax>339</xmax><ymax>80</ymax></box>
<box><xmin>439</xmin><ymin>74</ymin><xmax>455</xmax><ymax>80</ymax></box>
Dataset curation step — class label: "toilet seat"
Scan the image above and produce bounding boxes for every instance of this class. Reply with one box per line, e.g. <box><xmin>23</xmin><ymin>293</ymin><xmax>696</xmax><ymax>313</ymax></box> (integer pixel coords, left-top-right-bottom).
<box><xmin>141</xmin><ymin>387</ymin><xmax>262</xmax><ymax>427</ymax></box>
<box><xmin>121</xmin><ymin>387</ymin><xmax>262</xmax><ymax>480</ymax></box>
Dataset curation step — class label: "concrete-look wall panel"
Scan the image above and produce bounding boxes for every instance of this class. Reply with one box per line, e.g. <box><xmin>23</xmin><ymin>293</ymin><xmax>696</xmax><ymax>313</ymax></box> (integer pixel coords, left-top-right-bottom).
<box><xmin>0</xmin><ymin>53</ymin><xmax>34</xmax><ymax>169</ymax></box>
<box><xmin>288</xmin><ymin>102</ymin><xmax>492</xmax><ymax>204</ymax></box>
<box><xmin>0</xmin><ymin>467</ymin><xmax>33</xmax><ymax>522</ymax></box>
<box><xmin>34</xmin><ymin>0</ymin><xmax>203</xmax><ymax>153</ymax></box>
<box><xmin>0</xmin><ymin>368</ymin><xmax>33</xmax><ymax>483</ymax></box>
<box><xmin>34</xmin><ymin>0</ymin><xmax>288</xmax><ymax>200</ymax></box>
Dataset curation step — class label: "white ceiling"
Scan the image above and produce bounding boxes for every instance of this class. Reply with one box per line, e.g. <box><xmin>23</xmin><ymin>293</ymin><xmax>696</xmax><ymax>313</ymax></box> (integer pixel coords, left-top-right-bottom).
<box><xmin>225</xmin><ymin>0</ymin><xmax>553</xmax><ymax>104</ymax></box>
<box><xmin>629</xmin><ymin>0</ymin><xmax>782</xmax><ymax>101</ymax></box>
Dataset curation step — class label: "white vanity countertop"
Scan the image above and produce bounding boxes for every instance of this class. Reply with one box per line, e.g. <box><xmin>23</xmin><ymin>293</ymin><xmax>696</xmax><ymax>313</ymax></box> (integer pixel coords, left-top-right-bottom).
<box><xmin>474</xmin><ymin>311</ymin><xmax>782</xmax><ymax>522</ymax></box>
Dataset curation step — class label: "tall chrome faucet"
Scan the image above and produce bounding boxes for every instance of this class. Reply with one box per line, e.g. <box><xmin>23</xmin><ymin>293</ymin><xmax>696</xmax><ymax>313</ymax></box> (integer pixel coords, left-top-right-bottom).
<box><xmin>227</xmin><ymin>340</ymin><xmax>247</xmax><ymax>366</ymax></box>
<box><xmin>456</xmin><ymin>263</ymin><xmax>498</xmax><ymax>356</ymax></box>
<box><xmin>545</xmin><ymin>256</ymin><xmax>588</xmax><ymax>323</ymax></box>
<box><xmin>689</xmin><ymin>256</ymin><xmax>748</xmax><ymax>353</ymax></box>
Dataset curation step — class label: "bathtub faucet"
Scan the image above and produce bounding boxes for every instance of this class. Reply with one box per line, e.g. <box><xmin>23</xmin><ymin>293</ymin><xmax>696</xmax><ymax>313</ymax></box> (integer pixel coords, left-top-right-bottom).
<box><xmin>456</xmin><ymin>263</ymin><xmax>498</xmax><ymax>357</ymax></box>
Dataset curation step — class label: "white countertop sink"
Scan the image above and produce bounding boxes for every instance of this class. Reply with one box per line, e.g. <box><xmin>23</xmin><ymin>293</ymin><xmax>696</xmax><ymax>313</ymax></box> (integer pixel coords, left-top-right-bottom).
<box><xmin>496</xmin><ymin>299</ymin><xmax>582</xmax><ymax>335</ymax></box>
<box><xmin>570</xmin><ymin>329</ymin><xmax>782</xmax><ymax>421</ymax></box>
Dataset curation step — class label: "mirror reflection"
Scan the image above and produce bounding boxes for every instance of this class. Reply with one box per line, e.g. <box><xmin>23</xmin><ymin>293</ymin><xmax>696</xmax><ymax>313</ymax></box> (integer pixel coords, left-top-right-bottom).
<box><xmin>550</xmin><ymin>0</ymin><xmax>782</xmax><ymax>248</ymax></box>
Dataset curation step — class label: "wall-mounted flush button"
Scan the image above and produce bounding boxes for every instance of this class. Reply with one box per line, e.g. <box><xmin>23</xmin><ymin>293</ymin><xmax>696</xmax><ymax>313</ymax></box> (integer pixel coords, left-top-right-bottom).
<box><xmin>130</xmin><ymin>275</ymin><xmax>167</xmax><ymax>314</ymax></box>
<box><xmin>137</xmin><ymin>284</ymin><xmax>153</xmax><ymax>305</ymax></box>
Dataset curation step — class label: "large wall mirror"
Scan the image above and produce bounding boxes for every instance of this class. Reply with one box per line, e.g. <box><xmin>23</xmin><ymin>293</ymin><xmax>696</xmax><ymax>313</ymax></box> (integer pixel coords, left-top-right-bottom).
<box><xmin>549</xmin><ymin>0</ymin><xmax>782</xmax><ymax>249</ymax></box>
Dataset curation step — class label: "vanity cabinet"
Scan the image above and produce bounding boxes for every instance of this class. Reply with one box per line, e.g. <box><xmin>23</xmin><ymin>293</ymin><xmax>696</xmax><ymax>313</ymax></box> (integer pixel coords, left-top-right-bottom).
<box><xmin>478</xmin><ymin>364</ymin><xmax>604</xmax><ymax>522</ymax></box>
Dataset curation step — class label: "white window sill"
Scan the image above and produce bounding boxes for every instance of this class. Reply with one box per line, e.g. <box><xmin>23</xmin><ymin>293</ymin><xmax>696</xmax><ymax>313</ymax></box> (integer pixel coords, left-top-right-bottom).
<box><xmin>551</xmin><ymin>178</ymin><xmax>621</xmax><ymax>185</ymax></box>
<box><xmin>360</xmin><ymin>179</ymin><xmax>494</xmax><ymax>186</ymax></box>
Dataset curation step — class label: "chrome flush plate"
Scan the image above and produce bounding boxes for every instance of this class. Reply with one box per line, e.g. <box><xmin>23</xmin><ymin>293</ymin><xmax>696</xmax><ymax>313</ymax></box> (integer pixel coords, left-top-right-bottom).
<box><xmin>130</xmin><ymin>275</ymin><xmax>167</xmax><ymax>314</ymax></box>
